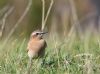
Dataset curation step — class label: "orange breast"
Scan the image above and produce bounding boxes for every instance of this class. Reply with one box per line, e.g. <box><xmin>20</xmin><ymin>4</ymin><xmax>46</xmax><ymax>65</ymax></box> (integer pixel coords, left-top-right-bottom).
<box><xmin>27</xmin><ymin>39</ymin><xmax>46</xmax><ymax>53</ymax></box>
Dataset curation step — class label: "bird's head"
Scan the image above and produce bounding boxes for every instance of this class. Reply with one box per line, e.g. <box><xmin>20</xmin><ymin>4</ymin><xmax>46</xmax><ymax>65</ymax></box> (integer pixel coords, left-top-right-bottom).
<box><xmin>31</xmin><ymin>30</ymin><xmax>47</xmax><ymax>39</ymax></box>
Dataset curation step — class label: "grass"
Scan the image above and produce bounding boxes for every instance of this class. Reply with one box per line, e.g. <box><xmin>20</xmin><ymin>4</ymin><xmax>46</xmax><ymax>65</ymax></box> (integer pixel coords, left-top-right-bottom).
<box><xmin>0</xmin><ymin>34</ymin><xmax>100</xmax><ymax>74</ymax></box>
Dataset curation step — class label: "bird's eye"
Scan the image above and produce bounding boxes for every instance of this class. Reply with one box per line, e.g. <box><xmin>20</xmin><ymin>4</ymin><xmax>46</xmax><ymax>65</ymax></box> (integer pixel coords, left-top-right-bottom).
<box><xmin>36</xmin><ymin>33</ymin><xmax>39</xmax><ymax>35</ymax></box>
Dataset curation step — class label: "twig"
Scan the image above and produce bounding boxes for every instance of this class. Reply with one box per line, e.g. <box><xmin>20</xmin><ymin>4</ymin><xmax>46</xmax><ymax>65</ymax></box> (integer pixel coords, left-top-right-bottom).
<box><xmin>41</xmin><ymin>0</ymin><xmax>45</xmax><ymax>30</ymax></box>
<box><xmin>67</xmin><ymin>0</ymin><xmax>80</xmax><ymax>38</ymax></box>
<box><xmin>0</xmin><ymin>5</ymin><xmax>10</xmax><ymax>17</ymax></box>
<box><xmin>41</xmin><ymin>0</ymin><xmax>54</xmax><ymax>31</ymax></box>
<box><xmin>0</xmin><ymin>6</ymin><xmax>14</xmax><ymax>38</ymax></box>
<box><xmin>74</xmin><ymin>53</ymin><xmax>93</xmax><ymax>58</ymax></box>
<box><xmin>60</xmin><ymin>0</ymin><xmax>80</xmax><ymax>50</ymax></box>
<box><xmin>1</xmin><ymin>0</ymin><xmax>32</xmax><ymax>49</ymax></box>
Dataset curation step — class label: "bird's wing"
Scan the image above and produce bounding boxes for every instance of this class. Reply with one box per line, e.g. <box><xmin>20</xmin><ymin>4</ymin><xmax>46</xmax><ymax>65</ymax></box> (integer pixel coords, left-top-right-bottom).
<box><xmin>38</xmin><ymin>41</ymin><xmax>47</xmax><ymax>57</ymax></box>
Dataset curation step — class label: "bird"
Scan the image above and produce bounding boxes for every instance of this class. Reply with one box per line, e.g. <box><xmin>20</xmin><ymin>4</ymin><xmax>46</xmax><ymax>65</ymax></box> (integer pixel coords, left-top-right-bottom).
<box><xmin>26</xmin><ymin>30</ymin><xmax>47</xmax><ymax>74</ymax></box>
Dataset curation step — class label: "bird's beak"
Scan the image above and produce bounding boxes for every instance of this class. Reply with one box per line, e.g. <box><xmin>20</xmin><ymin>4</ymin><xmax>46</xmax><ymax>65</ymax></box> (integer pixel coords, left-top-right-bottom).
<box><xmin>41</xmin><ymin>32</ymin><xmax>48</xmax><ymax>34</ymax></box>
<box><xmin>40</xmin><ymin>32</ymin><xmax>48</xmax><ymax>34</ymax></box>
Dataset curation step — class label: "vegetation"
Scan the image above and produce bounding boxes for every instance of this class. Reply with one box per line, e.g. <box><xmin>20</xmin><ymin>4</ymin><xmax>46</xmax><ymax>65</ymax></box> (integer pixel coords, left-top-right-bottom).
<box><xmin>0</xmin><ymin>34</ymin><xmax>100</xmax><ymax>74</ymax></box>
<box><xmin>0</xmin><ymin>0</ymin><xmax>100</xmax><ymax>74</ymax></box>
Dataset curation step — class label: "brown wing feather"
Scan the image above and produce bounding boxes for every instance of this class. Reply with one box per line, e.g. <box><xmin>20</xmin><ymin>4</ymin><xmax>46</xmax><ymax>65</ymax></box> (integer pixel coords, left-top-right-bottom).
<box><xmin>38</xmin><ymin>41</ymin><xmax>47</xmax><ymax>58</ymax></box>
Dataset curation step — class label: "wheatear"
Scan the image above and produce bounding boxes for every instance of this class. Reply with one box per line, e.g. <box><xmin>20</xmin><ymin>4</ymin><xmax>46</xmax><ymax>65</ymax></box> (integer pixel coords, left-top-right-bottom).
<box><xmin>27</xmin><ymin>30</ymin><xmax>47</xmax><ymax>73</ymax></box>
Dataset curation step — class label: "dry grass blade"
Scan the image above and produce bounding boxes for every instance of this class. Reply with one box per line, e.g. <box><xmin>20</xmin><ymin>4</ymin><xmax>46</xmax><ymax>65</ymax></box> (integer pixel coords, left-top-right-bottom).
<box><xmin>0</xmin><ymin>6</ymin><xmax>14</xmax><ymax>38</ymax></box>
<box><xmin>1</xmin><ymin>0</ymin><xmax>32</xmax><ymax>49</ymax></box>
<box><xmin>41</xmin><ymin>0</ymin><xmax>45</xmax><ymax>30</ymax></box>
<box><xmin>0</xmin><ymin>5</ymin><xmax>10</xmax><ymax>17</ymax></box>
<box><xmin>67</xmin><ymin>0</ymin><xmax>80</xmax><ymax>39</ymax></box>
<box><xmin>41</xmin><ymin>0</ymin><xmax>54</xmax><ymax>31</ymax></box>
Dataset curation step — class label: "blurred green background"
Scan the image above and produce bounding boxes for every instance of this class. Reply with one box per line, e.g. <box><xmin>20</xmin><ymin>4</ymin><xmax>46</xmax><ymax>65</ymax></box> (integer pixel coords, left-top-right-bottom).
<box><xmin>0</xmin><ymin>0</ymin><xmax>100</xmax><ymax>74</ymax></box>
<box><xmin>0</xmin><ymin>0</ymin><xmax>99</xmax><ymax>38</ymax></box>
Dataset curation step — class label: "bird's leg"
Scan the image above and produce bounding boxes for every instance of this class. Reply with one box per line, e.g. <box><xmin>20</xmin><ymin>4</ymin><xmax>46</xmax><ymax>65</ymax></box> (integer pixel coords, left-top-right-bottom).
<box><xmin>27</xmin><ymin>57</ymin><xmax>32</xmax><ymax>74</ymax></box>
<box><xmin>38</xmin><ymin>58</ymin><xmax>44</xmax><ymax>68</ymax></box>
<box><xmin>33</xmin><ymin>58</ymin><xmax>42</xmax><ymax>73</ymax></box>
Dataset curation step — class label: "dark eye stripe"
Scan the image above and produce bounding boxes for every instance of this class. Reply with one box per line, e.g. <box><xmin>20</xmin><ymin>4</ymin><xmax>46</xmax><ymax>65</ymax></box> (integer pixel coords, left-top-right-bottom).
<box><xmin>36</xmin><ymin>33</ymin><xmax>39</xmax><ymax>35</ymax></box>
